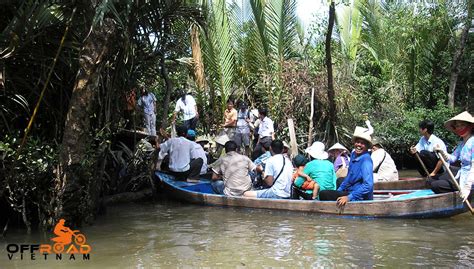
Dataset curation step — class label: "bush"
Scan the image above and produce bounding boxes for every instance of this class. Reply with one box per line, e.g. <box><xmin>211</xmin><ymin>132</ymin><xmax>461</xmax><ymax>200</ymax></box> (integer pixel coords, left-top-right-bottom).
<box><xmin>0</xmin><ymin>135</ymin><xmax>58</xmax><ymax>231</ymax></box>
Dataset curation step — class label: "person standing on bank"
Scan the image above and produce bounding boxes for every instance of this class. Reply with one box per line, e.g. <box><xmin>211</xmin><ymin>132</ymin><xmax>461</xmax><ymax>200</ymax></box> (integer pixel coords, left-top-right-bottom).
<box><xmin>214</xmin><ymin>100</ymin><xmax>238</xmax><ymax>158</ymax></box>
<box><xmin>319</xmin><ymin>127</ymin><xmax>374</xmax><ymax>206</ymax></box>
<box><xmin>252</xmin><ymin>108</ymin><xmax>274</xmax><ymax>160</ymax></box>
<box><xmin>235</xmin><ymin>101</ymin><xmax>252</xmax><ymax>156</ymax></box>
<box><xmin>137</xmin><ymin>86</ymin><xmax>157</xmax><ymax>136</ymax></box>
<box><xmin>431</xmin><ymin>111</ymin><xmax>474</xmax><ymax>201</ymax></box>
<box><xmin>222</xmin><ymin>99</ymin><xmax>238</xmax><ymax>138</ymax></box>
<box><xmin>172</xmin><ymin>88</ymin><xmax>198</xmax><ymax>131</ymax></box>
<box><xmin>409</xmin><ymin>120</ymin><xmax>447</xmax><ymax>178</ymax></box>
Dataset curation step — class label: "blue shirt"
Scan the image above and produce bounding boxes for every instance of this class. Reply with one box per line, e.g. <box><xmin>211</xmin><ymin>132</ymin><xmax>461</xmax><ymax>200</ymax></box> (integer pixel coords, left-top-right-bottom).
<box><xmin>337</xmin><ymin>151</ymin><xmax>374</xmax><ymax>201</ymax></box>
<box><xmin>415</xmin><ymin>134</ymin><xmax>447</xmax><ymax>153</ymax></box>
<box><xmin>138</xmin><ymin>93</ymin><xmax>157</xmax><ymax>115</ymax></box>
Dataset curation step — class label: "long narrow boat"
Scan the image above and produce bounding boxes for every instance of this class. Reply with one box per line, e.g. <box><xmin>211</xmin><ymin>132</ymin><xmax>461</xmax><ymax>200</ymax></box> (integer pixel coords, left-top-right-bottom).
<box><xmin>156</xmin><ymin>172</ymin><xmax>470</xmax><ymax>219</ymax></box>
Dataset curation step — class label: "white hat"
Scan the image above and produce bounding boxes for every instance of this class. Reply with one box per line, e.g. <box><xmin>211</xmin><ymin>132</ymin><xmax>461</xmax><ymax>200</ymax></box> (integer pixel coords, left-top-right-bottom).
<box><xmin>352</xmin><ymin>126</ymin><xmax>372</xmax><ymax>145</ymax></box>
<box><xmin>305</xmin><ymin>141</ymin><xmax>329</xmax><ymax>160</ymax></box>
<box><xmin>215</xmin><ymin>134</ymin><xmax>230</xmax><ymax>146</ymax></box>
<box><xmin>328</xmin><ymin>142</ymin><xmax>348</xmax><ymax>152</ymax></box>
<box><xmin>444</xmin><ymin>111</ymin><xmax>474</xmax><ymax>132</ymax></box>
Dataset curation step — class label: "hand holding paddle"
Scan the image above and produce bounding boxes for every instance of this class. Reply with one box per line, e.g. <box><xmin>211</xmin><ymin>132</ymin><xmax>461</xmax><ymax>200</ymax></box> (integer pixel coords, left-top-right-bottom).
<box><xmin>414</xmin><ymin>151</ymin><xmax>432</xmax><ymax>180</ymax></box>
<box><xmin>434</xmin><ymin>150</ymin><xmax>474</xmax><ymax>214</ymax></box>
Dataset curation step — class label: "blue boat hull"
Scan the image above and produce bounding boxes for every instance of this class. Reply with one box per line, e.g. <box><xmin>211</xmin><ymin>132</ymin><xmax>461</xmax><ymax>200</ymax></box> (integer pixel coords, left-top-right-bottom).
<box><xmin>156</xmin><ymin>172</ymin><xmax>470</xmax><ymax>219</ymax></box>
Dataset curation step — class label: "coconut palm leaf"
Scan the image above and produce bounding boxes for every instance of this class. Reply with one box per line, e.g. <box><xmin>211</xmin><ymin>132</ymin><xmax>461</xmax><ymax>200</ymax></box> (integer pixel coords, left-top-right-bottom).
<box><xmin>201</xmin><ymin>0</ymin><xmax>236</xmax><ymax>111</ymax></box>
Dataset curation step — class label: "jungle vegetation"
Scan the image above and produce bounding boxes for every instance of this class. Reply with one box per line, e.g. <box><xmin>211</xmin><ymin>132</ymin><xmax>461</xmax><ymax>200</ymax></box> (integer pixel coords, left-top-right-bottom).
<box><xmin>0</xmin><ymin>0</ymin><xmax>472</xmax><ymax>231</ymax></box>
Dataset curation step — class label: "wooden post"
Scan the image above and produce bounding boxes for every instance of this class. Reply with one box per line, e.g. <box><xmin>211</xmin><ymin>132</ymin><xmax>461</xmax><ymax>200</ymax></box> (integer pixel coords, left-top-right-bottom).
<box><xmin>288</xmin><ymin>118</ymin><xmax>298</xmax><ymax>158</ymax></box>
<box><xmin>307</xmin><ymin>87</ymin><xmax>315</xmax><ymax>147</ymax></box>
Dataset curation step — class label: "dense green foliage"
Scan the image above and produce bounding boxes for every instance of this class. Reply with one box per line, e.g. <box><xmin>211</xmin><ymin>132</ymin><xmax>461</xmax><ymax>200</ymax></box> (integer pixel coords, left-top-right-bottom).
<box><xmin>0</xmin><ymin>0</ymin><xmax>472</xmax><ymax>229</ymax></box>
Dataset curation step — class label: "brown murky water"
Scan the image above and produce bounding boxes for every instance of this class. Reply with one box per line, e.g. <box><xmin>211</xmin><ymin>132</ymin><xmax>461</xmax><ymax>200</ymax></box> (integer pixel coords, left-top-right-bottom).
<box><xmin>1</xmin><ymin>197</ymin><xmax>473</xmax><ymax>268</ymax></box>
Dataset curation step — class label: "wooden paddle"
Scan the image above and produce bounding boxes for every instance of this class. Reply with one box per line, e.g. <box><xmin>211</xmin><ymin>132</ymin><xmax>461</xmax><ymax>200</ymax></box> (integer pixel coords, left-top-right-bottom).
<box><xmin>414</xmin><ymin>151</ymin><xmax>432</xmax><ymax>180</ymax></box>
<box><xmin>435</xmin><ymin>151</ymin><xmax>474</xmax><ymax>214</ymax></box>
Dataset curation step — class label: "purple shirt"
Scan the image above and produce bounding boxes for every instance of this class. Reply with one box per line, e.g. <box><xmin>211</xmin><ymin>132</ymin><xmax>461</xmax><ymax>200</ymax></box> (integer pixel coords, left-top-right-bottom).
<box><xmin>333</xmin><ymin>153</ymin><xmax>349</xmax><ymax>172</ymax></box>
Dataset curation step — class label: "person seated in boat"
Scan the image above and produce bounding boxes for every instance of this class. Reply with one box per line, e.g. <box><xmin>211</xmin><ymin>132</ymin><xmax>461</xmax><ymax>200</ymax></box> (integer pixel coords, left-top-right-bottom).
<box><xmin>292</xmin><ymin>154</ymin><xmax>320</xmax><ymax>200</ymax></box>
<box><xmin>371</xmin><ymin>137</ymin><xmax>399</xmax><ymax>182</ymax></box>
<box><xmin>328</xmin><ymin>142</ymin><xmax>350</xmax><ymax>181</ymax></box>
<box><xmin>301</xmin><ymin>142</ymin><xmax>336</xmax><ymax>198</ymax></box>
<box><xmin>430</xmin><ymin>111</ymin><xmax>474</xmax><ymax>201</ymax></box>
<box><xmin>249</xmin><ymin>144</ymin><xmax>272</xmax><ymax>188</ymax></box>
<box><xmin>156</xmin><ymin>125</ymin><xmax>203</xmax><ymax>182</ymax></box>
<box><xmin>409</xmin><ymin>119</ymin><xmax>447</xmax><ymax>178</ymax></box>
<box><xmin>186</xmin><ymin>130</ymin><xmax>210</xmax><ymax>178</ymax></box>
<box><xmin>319</xmin><ymin>127</ymin><xmax>374</xmax><ymax>206</ymax></box>
<box><xmin>211</xmin><ymin>141</ymin><xmax>256</xmax><ymax>196</ymax></box>
<box><xmin>243</xmin><ymin>140</ymin><xmax>294</xmax><ymax>199</ymax></box>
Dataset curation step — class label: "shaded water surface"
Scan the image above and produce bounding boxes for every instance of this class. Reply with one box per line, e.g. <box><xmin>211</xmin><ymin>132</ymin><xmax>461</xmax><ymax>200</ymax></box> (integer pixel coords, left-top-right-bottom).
<box><xmin>1</xmin><ymin>199</ymin><xmax>473</xmax><ymax>268</ymax></box>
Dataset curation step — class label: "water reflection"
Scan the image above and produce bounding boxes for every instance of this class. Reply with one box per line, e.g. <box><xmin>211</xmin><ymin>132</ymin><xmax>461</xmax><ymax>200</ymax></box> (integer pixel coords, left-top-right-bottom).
<box><xmin>1</xmin><ymin>200</ymin><xmax>473</xmax><ymax>268</ymax></box>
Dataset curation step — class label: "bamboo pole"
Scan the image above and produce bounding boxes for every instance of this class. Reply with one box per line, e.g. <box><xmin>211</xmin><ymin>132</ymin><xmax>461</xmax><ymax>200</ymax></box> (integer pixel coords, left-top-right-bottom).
<box><xmin>414</xmin><ymin>152</ymin><xmax>432</xmax><ymax>179</ymax></box>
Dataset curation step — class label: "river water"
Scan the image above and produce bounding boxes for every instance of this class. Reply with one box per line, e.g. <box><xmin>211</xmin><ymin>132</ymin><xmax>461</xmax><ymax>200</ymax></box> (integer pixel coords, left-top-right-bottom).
<box><xmin>1</xmin><ymin>198</ymin><xmax>473</xmax><ymax>268</ymax></box>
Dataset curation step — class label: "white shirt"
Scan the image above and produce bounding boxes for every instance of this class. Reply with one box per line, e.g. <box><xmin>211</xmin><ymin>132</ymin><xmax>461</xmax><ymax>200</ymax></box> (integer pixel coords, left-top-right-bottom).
<box><xmin>371</xmin><ymin>149</ymin><xmax>399</xmax><ymax>182</ymax></box>
<box><xmin>159</xmin><ymin>137</ymin><xmax>194</xmax><ymax>172</ymax></box>
<box><xmin>415</xmin><ymin>134</ymin><xmax>447</xmax><ymax>153</ymax></box>
<box><xmin>174</xmin><ymin>95</ymin><xmax>197</xmax><ymax>121</ymax></box>
<box><xmin>258</xmin><ymin>117</ymin><xmax>274</xmax><ymax>138</ymax></box>
<box><xmin>191</xmin><ymin>142</ymin><xmax>208</xmax><ymax>175</ymax></box>
<box><xmin>265</xmin><ymin>154</ymin><xmax>293</xmax><ymax>198</ymax></box>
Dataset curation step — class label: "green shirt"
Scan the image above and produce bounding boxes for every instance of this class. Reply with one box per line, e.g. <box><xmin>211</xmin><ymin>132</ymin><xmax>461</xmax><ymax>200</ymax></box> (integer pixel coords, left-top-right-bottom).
<box><xmin>302</xmin><ymin>159</ymin><xmax>336</xmax><ymax>191</ymax></box>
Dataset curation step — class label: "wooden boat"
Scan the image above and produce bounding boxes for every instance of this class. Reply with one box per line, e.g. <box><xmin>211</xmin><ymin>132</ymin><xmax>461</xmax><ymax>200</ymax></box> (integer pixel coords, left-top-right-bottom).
<box><xmin>156</xmin><ymin>172</ymin><xmax>470</xmax><ymax>219</ymax></box>
<box><xmin>374</xmin><ymin>177</ymin><xmax>429</xmax><ymax>190</ymax></box>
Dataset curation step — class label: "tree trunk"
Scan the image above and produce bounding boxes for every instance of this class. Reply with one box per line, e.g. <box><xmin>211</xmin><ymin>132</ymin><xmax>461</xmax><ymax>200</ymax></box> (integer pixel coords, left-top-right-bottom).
<box><xmin>448</xmin><ymin>0</ymin><xmax>472</xmax><ymax>109</ymax></box>
<box><xmin>325</xmin><ymin>1</ymin><xmax>337</xmax><ymax>145</ymax></box>
<box><xmin>191</xmin><ymin>24</ymin><xmax>207</xmax><ymax>131</ymax></box>
<box><xmin>56</xmin><ymin>17</ymin><xmax>116</xmax><ymax>227</ymax></box>
<box><xmin>159</xmin><ymin>53</ymin><xmax>173</xmax><ymax>129</ymax></box>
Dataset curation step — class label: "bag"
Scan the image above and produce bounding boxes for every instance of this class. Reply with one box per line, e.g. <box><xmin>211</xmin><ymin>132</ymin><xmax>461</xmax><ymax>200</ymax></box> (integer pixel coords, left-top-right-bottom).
<box><xmin>335</xmin><ymin>157</ymin><xmax>348</xmax><ymax>178</ymax></box>
<box><xmin>336</xmin><ymin>167</ymin><xmax>348</xmax><ymax>178</ymax></box>
<box><xmin>373</xmin><ymin>151</ymin><xmax>386</xmax><ymax>173</ymax></box>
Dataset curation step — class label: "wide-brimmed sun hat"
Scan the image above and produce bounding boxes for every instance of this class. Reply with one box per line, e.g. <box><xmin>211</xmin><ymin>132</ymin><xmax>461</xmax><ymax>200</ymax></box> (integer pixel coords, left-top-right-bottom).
<box><xmin>305</xmin><ymin>141</ymin><xmax>329</xmax><ymax>160</ymax></box>
<box><xmin>371</xmin><ymin>136</ymin><xmax>384</xmax><ymax>148</ymax></box>
<box><xmin>444</xmin><ymin>111</ymin><xmax>474</xmax><ymax>132</ymax></box>
<box><xmin>352</xmin><ymin>126</ymin><xmax>372</xmax><ymax>145</ymax></box>
<box><xmin>328</xmin><ymin>142</ymin><xmax>348</xmax><ymax>152</ymax></box>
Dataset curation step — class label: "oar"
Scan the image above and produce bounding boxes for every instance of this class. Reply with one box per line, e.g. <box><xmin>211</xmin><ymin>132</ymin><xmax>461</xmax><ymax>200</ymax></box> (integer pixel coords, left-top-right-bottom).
<box><xmin>414</xmin><ymin>152</ymin><xmax>432</xmax><ymax>180</ymax></box>
<box><xmin>435</xmin><ymin>151</ymin><xmax>474</xmax><ymax>214</ymax></box>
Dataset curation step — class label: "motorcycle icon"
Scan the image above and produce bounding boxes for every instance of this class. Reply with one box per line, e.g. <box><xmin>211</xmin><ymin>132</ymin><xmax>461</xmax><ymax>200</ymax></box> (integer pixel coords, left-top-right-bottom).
<box><xmin>51</xmin><ymin>219</ymin><xmax>86</xmax><ymax>252</ymax></box>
